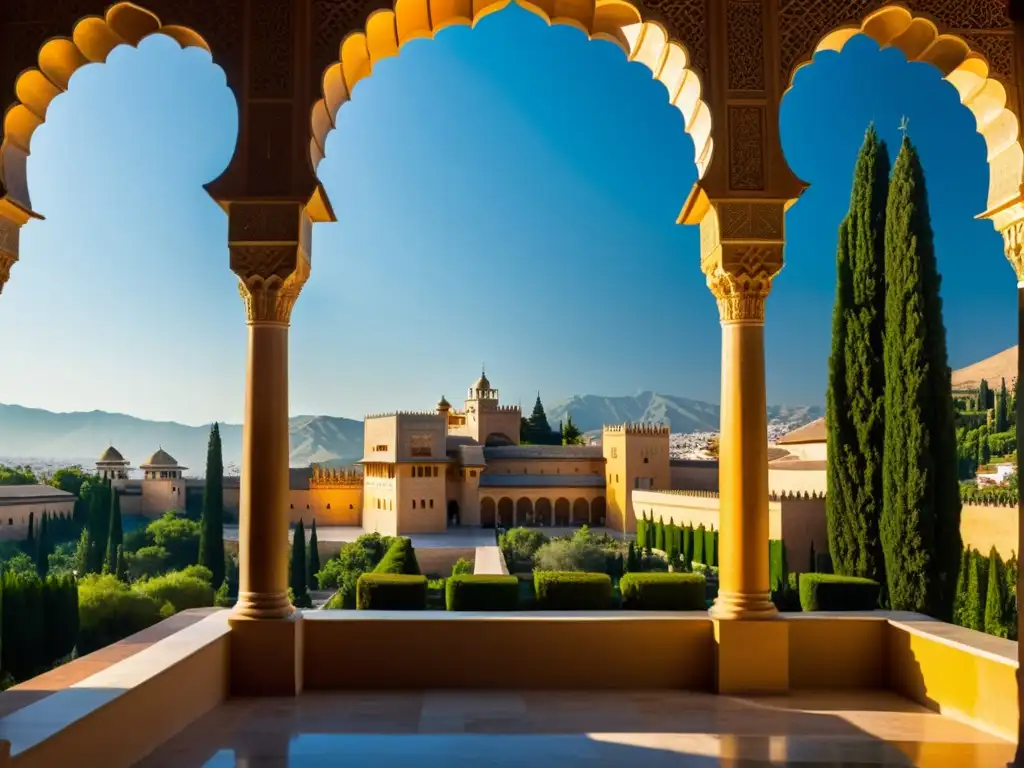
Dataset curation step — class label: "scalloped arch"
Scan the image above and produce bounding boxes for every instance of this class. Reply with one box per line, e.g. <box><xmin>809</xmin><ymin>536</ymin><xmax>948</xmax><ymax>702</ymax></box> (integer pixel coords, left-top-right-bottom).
<box><xmin>310</xmin><ymin>0</ymin><xmax>714</xmax><ymax>183</ymax></box>
<box><xmin>784</xmin><ymin>4</ymin><xmax>1023</xmax><ymax>221</ymax></box>
<box><xmin>1</xmin><ymin>2</ymin><xmax>212</xmax><ymax>215</ymax></box>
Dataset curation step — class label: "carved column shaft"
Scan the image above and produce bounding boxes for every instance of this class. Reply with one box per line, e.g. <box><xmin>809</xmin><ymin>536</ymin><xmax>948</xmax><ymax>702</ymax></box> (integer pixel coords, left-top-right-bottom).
<box><xmin>229</xmin><ymin>201</ymin><xmax>312</xmax><ymax>621</ymax></box>
<box><xmin>697</xmin><ymin>198</ymin><xmax>786</xmax><ymax>621</ymax></box>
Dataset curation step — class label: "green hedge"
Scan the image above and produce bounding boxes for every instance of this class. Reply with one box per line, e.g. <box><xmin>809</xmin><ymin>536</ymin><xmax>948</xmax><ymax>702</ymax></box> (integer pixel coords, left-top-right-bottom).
<box><xmin>356</xmin><ymin>573</ymin><xmax>427</xmax><ymax>610</ymax></box>
<box><xmin>799</xmin><ymin>573</ymin><xmax>880</xmax><ymax>611</ymax></box>
<box><xmin>372</xmin><ymin>538</ymin><xmax>421</xmax><ymax>575</ymax></box>
<box><xmin>620</xmin><ymin>572</ymin><xmax>706</xmax><ymax>610</ymax></box>
<box><xmin>445</xmin><ymin>575</ymin><xmax>519</xmax><ymax>611</ymax></box>
<box><xmin>534</xmin><ymin>571</ymin><xmax>612</xmax><ymax>610</ymax></box>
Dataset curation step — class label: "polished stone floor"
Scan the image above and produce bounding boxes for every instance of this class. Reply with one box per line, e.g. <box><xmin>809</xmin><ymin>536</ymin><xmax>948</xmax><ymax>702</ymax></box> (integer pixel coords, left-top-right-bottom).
<box><xmin>135</xmin><ymin>690</ymin><xmax>1014</xmax><ymax>767</ymax></box>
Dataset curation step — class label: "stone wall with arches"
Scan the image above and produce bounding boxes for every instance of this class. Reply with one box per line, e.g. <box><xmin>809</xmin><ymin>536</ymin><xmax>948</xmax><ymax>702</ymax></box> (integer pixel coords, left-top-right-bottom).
<box><xmin>479</xmin><ymin>490</ymin><xmax>607</xmax><ymax>528</ymax></box>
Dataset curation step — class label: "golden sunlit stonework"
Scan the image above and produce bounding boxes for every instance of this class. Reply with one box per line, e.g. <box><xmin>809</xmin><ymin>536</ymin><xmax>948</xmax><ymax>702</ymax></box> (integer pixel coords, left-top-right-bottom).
<box><xmin>2</xmin><ymin>1</ymin><xmax>1024</xmax><ymax>744</ymax></box>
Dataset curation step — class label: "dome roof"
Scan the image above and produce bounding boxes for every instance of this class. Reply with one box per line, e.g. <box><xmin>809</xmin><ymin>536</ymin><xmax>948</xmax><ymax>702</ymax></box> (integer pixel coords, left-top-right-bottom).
<box><xmin>98</xmin><ymin>445</ymin><xmax>125</xmax><ymax>463</ymax></box>
<box><xmin>437</xmin><ymin>395</ymin><xmax>451</xmax><ymax>410</ymax></box>
<box><xmin>473</xmin><ymin>372</ymin><xmax>491</xmax><ymax>391</ymax></box>
<box><xmin>142</xmin><ymin>448</ymin><xmax>179</xmax><ymax>467</ymax></box>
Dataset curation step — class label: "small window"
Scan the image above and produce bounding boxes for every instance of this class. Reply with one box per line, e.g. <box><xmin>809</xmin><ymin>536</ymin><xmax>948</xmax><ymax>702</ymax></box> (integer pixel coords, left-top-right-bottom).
<box><xmin>349</xmin><ymin>504</ymin><xmax>353</xmax><ymax>510</ymax></box>
<box><xmin>306</xmin><ymin>504</ymin><xmax>310</xmax><ymax>510</ymax></box>
<box><xmin>421</xmin><ymin>499</ymin><xmax>425</xmax><ymax>509</ymax></box>
<box><xmin>433</xmin><ymin>466</ymin><xmax>438</xmax><ymax>477</ymax></box>
<box><xmin>326</xmin><ymin>504</ymin><xmax>331</xmax><ymax>510</ymax></box>
<box><xmin>289</xmin><ymin>504</ymin><xmax>294</xmax><ymax>509</ymax></box>
<box><xmin>429</xmin><ymin>499</ymin><xmax>434</xmax><ymax>509</ymax></box>
<box><xmin>470</xmin><ymin>470</ymin><xmax>477</xmax><ymax>478</ymax></box>
<box><xmin>7</xmin><ymin>519</ymin><xmax>11</xmax><ymax>526</ymax></box>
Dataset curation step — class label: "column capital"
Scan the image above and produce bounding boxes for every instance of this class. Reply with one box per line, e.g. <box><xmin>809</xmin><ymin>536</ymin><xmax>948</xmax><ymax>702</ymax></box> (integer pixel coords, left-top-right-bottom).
<box><xmin>688</xmin><ymin>192</ymin><xmax>788</xmax><ymax>324</ymax></box>
<box><xmin>227</xmin><ymin>201</ymin><xmax>314</xmax><ymax>326</ymax></box>
<box><xmin>0</xmin><ymin>198</ymin><xmax>31</xmax><ymax>297</ymax></box>
<box><xmin>1001</xmin><ymin>215</ymin><xmax>1024</xmax><ymax>282</ymax></box>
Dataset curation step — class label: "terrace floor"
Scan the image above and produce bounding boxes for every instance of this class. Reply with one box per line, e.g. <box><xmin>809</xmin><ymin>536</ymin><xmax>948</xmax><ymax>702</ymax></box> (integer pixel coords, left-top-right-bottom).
<box><xmin>136</xmin><ymin>689</ymin><xmax>1014</xmax><ymax>767</ymax></box>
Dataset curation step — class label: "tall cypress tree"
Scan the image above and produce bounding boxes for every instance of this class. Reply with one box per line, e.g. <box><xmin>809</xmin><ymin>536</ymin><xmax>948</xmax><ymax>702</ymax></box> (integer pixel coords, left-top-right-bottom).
<box><xmin>198</xmin><ymin>423</ymin><xmax>226</xmax><ymax>587</ymax></box>
<box><xmin>978</xmin><ymin>378</ymin><xmax>991</xmax><ymax>412</ymax></box>
<box><xmin>290</xmin><ymin>519</ymin><xmax>309</xmax><ymax>607</ymax></box>
<box><xmin>881</xmin><ymin>136</ymin><xmax>962</xmax><ymax>619</ymax></box>
<box><xmin>825</xmin><ymin>124</ymin><xmax>889</xmax><ymax>590</ymax></box>
<box><xmin>528</xmin><ymin>395</ymin><xmax>556</xmax><ymax>445</ymax></box>
<box><xmin>996</xmin><ymin>378</ymin><xmax>1009</xmax><ymax>432</ymax></box>
<box><xmin>307</xmin><ymin>519</ymin><xmax>321</xmax><ymax>588</ymax></box>
<box><xmin>35</xmin><ymin>514</ymin><xmax>49</xmax><ymax>578</ymax></box>
<box><xmin>104</xmin><ymin>490</ymin><xmax>122</xmax><ymax>575</ymax></box>
<box><xmin>25</xmin><ymin>511</ymin><xmax>34</xmax><ymax>553</ymax></box>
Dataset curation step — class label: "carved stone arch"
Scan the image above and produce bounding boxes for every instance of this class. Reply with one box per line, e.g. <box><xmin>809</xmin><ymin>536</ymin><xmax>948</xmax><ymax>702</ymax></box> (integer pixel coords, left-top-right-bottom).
<box><xmin>1</xmin><ymin>1</ymin><xmax>243</xmax><ymax>216</ymax></box>
<box><xmin>309</xmin><ymin>0</ymin><xmax>716</xmax><ymax>207</ymax></box>
<box><xmin>780</xmin><ymin>3</ymin><xmax>1022</xmax><ymax>218</ymax></box>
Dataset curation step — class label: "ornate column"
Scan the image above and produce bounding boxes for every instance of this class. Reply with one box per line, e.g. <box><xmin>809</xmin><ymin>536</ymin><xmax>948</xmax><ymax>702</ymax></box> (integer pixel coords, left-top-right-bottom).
<box><xmin>693</xmin><ymin>197</ymin><xmax>785</xmax><ymax>621</ymax></box>
<box><xmin>226</xmin><ymin>200</ymin><xmax>313</xmax><ymax>696</ymax></box>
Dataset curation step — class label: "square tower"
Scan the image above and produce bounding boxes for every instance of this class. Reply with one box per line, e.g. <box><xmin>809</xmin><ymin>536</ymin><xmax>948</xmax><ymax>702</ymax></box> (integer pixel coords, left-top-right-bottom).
<box><xmin>602</xmin><ymin>423</ymin><xmax>671</xmax><ymax>533</ymax></box>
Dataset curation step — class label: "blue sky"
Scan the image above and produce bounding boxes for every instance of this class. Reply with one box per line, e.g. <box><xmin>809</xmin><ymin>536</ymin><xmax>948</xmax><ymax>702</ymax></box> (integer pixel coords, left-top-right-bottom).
<box><xmin>0</xmin><ymin>6</ymin><xmax>1011</xmax><ymax>425</ymax></box>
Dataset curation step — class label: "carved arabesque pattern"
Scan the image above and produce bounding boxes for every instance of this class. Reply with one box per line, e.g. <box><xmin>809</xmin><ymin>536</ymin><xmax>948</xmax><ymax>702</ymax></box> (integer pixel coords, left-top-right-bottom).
<box><xmin>311</xmin><ymin>0</ymin><xmax>369</xmax><ymax>97</ymax></box>
<box><xmin>779</xmin><ymin>0</ymin><xmax>1011</xmax><ymax>85</ymax></box>
<box><xmin>229</xmin><ymin>203</ymin><xmax>302</xmax><ymax>243</ymax></box>
<box><xmin>719</xmin><ymin>202</ymin><xmax>784</xmax><ymax>240</ymax></box>
<box><xmin>249</xmin><ymin>0</ymin><xmax>294</xmax><ymax>98</ymax></box>
<box><xmin>728</xmin><ymin>105</ymin><xmax>765</xmax><ymax>191</ymax></box>
<box><xmin>232</xmin><ymin>246</ymin><xmax>310</xmax><ymax>325</ymax></box>
<box><xmin>958</xmin><ymin>31</ymin><xmax>1015</xmax><ymax>82</ymax></box>
<box><xmin>727</xmin><ymin>0</ymin><xmax>765</xmax><ymax>91</ymax></box>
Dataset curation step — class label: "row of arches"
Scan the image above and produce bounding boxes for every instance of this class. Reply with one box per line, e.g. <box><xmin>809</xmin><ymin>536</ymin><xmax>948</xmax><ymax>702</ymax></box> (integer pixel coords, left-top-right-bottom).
<box><xmin>480</xmin><ymin>496</ymin><xmax>607</xmax><ymax>528</ymax></box>
<box><xmin>1</xmin><ymin>3</ymin><xmax>1019</xmax><ymax>221</ymax></box>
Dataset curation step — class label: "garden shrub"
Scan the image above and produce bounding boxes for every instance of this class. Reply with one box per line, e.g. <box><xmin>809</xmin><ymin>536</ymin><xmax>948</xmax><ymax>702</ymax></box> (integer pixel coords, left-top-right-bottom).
<box><xmin>356</xmin><ymin>573</ymin><xmax>427</xmax><ymax>610</ymax></box>
<box><xmin>534</xmin><ymin>538</ymin><xmax>608</xmax><ymax>573</ymax></box>
<box><xmin>122</xmin><ymin>526</ymin><xmax>153</xmax><ymax>555</ymax></box>
<box><xmin>498</xmin><ymin>528</ymin><xmax>549</xmax><ymax>572</ymax></box>
<box><xmin>705</xmin><ymin>527</ymin><xmax>717</xmax><ymax>567</ymax></box>
<box><xmin>451</xmin><ymin>557</ymin><xmax>474</xmax><ymax>576</ymax></box>
<box><xmin>445</xmin><ymin>575</ymin><xmax>519</xmax><ymax>611</ymax></box>
<box><xmin>984</xmin><ymin>547</ymin><xmax>1012</xmax><ymax>638</ymax></box>
<box><xmin>964</xmin><ymin>548</ymin><xmax>988</xmax><ymax>631</ymax></box>
<box><xmin>682</xmin><ymin>525</ymin><xmax>693</xmax><ymax>564</ymax></box>
<box><xmin>78</xmin><ymin>574</ymin><xmax>162</xmax><ymax>654</ymax></box>
<box><xmin>43</xmin><ymin>572</ymin><xmax>79</xmax><ymax>666</ymax></box>
<box><xmin>146</xmin><ymin>512</ymin><xmax>200</xmax><ymax>570</ymax></box>
<box><xmin>323</xmin><ymin>590</ymin><xmax>345</xmax><ymax>609</ymax></box>
<box><xmin>798</xmin><ymin>573</ymin><xmax>880</xmax><ymax>611</ymax></box>
<box><xmin>1</xmin><ymin>570</ymin><xmax>44</xmax><ymax>681</ymax></box>
<box><xmin>534</xmin><ymin>571</ymin><xmax>612</xmax><ymax>610</ymax></box>
<box><xmin>768</xmin><ymin>540</ymin><xmax>787</xmax><ymax>592</ymax></box>
<box><xmin>636</xmin><ymin>514</ymin><xmax>647</xmax><ymax>555</ymax></box>
<box><xmin>373</xmin><ymin>538</ymin><xmax>421</xmax><ymax>575</ymax></box>
<box><xmin>694</xmin><ymin>524</ymin><xmax>706</xmax><ymax>564</ymax></box>
<box><xmin>134</xmin><ymin>569</ymin><xmax>215</xmax><ymax>614</ymax></box>
<box><xmin>654</xmin><ymin>517</ymin><xmax>665</xmax><ymax>551</ymax></box>
<box><xmin>178</xmin><ymin>564</ymin><xmax>214</xmax><ymax>583</ymax></box>
<box><xmin>620</xmin><ymin>572</ymin><xmax>706</xmax><ymax>610</ymax></box>
<box><xmin>127</xmin><ymin>546</ymin><xmax>170</xmax><ymax>583</ymax></box>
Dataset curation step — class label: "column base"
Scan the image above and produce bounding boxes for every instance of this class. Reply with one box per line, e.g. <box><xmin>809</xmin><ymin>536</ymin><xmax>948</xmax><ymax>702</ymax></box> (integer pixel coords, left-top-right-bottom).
<box><xmin>229</xmin><ymin>611</ymin><xmax>303</xmax><ymax>697</ymax></box>
<box><xmin>713</xmin><ymin>618</ymin><xmax>789</xmax><ymax>695</ymax></box>
<box><xmin>234</xmin><ymin>589</ymin><xmax>294</xmax><ymax>619</ymax></box>
<box><xmin>709</xmin><ymin>590</ymin><xmax>778</xmax><ymax>621</ymax></box>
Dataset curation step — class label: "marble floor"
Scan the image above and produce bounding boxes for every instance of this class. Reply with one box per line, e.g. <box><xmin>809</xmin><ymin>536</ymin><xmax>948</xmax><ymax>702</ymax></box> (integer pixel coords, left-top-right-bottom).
<box><xmin>136</xmin><ymin>690</ymin><xmax>1014</xmax><ymax>767</ymax></box>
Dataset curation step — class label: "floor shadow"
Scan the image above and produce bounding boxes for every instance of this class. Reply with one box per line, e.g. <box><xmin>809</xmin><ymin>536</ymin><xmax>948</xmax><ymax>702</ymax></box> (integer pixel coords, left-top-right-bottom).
<box><xmin>133</xmin><ymin>689</ymin><xmax>1016</xmax><ymax>767</ymax></box>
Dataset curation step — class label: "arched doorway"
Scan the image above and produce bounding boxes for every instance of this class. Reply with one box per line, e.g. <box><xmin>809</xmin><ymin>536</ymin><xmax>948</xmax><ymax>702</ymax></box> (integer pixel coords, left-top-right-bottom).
<box><xmin>535</xmin><ymin>498</ymin><xmax>552</xmax><ymax>527</ymax></box>
<box><xmin>554</xmin><ymin>498</ymin><xmax>570</xmax><ymax>527</ymax></box>
<box><xmin>497</xmin><ymin>497</ymin><xmax>514</xmax><ymax>528</ymax></box>
<box><xmin>591</xmin><ymin>496</ymin><xmax>606</xmax><ymax>527</ymax></box>
<box><xmin>572</xmin><ymin>498</ymin><xmax>589</xmax><ymax>525</ymax></box>
<box><xmin>516</xmin><ymin>497</ymin><xmax>534</xmax><ymax>526</ymax></box>
<box><xmin>480</xmin><ymin>497</ymin><xmax>496</xmax><ymax>528</ymax></box>
<box><xmin>448</xmin><ymin>500</ymin><xmax>460</xmax><ymax>526</ymax></box>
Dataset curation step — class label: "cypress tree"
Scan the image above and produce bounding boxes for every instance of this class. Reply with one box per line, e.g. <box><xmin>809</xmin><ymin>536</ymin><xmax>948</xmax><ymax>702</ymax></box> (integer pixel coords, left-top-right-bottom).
<box><xmin>881</xmin><ymin>136</ymin><xmax>962</xmax><ymax>619</ymax></box>
<box><xmin>115</xmin><ymin>545</ymin><xmax>128</xmax><ymax>583</ymax></box>
<box><xmin>694</xmin><ymin>524</ymin><xmax>706</xmax><ymax>565</ymax></box>
<box><xmin>636</xmin><ymin>513</ymin><xmax>647</xmax><ymax>555</ymax></box>
<box><xmin>527</xmin><ymin>394</ymin><xmax>556</xmax><ymax>445</ymax></box>
<box><xmin>104</xmin><ymin>490</ymin><xmax>122</xmax><ymax>575</ymax></box>
<box><xmin>978</xmin><ymin>379</ymin><xmax>991</xmax><ymax>412</ymax></box>
<box><xmin>290</xmin><ymin>520</ymin><xmax>308</xmax><ymax>606</ymax></box>
<box><xmin>627</xmin><ymin>540</ymin><xmax>637</xmax><ymax>571</ymax></box>
<box><xmin>35</xmin><ymin>514</ymin><xmax>49</xmax><ymax>578</ymax></box>
<box><xmin>307</xmin><ymin>519</ymin><xmax>321</xmax><ymax>588</ymax></box>
<box><xmin>953</xmin><ymin>547</ymin><xmax>970</xmax><ymax>627</ymax></box>
<box><xmin>997</xmin><ymin>378</ymin><xmax>1009</xmax><ymax>432</ymax></box>
<box><xmin>984</xmin><ymin>547</ymin><xmax>1010</xmax><ymax>637</ymax></box>
<box><xmin>655</xmin><ymin>516</ymin><xmax>665</xmax><ymax>551</ymax></box>
<box><xmin>825</xmin><ymin>124</ymin><xmax>889</xmax><ymax>592</ymax></box>
<box><xmin>198</xmin><ymin>423</ymin><xmax>226</xmax><ymax>588</ymax></box>
<box><xmin>25</xmin><ymin>511</ymin><xmax>34</xmax><ymax>553</ymax></box>
<box><xmin>964</xmin><ymin>549</ymin><xmax>987</xmax><ymax>631</ymax></box>
<box><xmin>683</xmin><ymin>525</ymin><xmax>693</xmax><ymax>565</ymax></box>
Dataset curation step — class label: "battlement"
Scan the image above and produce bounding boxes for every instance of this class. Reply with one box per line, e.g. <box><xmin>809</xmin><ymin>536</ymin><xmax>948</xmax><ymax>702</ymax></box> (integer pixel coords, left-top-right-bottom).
<box><xmin>496</xmin><ymin>405</ymin><xmax>521</xmax><ymax>413</ymax></box>
<box><xmin>639</xmin><ymin>489</ymin><xmax>826</xmax><ymax>501</ymax></box>
<box><xmin>602</xmin><ymin>422</ymin><xmax>670</xmax><ymax>436</ymax></box>
<box><xmin>309</xmin><ymin>464</ymin><xmax>363</xmax><ymax>489</ymax></box>
<box><xmin>365</xmin><ymin>410</ymin><xmax>443</xmax><ymax>419</ymax></box>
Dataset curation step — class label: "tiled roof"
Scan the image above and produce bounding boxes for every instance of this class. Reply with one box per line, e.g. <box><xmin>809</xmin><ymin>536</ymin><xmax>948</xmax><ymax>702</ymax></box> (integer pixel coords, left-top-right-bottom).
<box><xmin>141</xmin><ymin>448</ymin><xmax>181</xmax><ymax>468</ymax></box>
<box><xmin>478</xmin><ymin>474</ymin><xmax>605</xmax><ymax>488</ymax></box>
<box><xmin>483</xmin><ymin>445</ymin><xmax>603</xmax><ymax>461</ymax></box>
<box><xmin>0</xmin><ymin>484</ymin><xmax>75</xmax><ymax>503</ymax></box>
<box><xmin>775</xmin><ymin>418</ymin><xmax>826</xmax><ymax>445</ymax></box>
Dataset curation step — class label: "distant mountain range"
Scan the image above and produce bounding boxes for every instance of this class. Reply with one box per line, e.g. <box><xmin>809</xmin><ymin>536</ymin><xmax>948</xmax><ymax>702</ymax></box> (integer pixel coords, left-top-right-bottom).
<box><xmin>545</xmin><ymin>392</ymin><xmax>822</xmax><ymax>437</ymax></box>
<box><xmin>0</xmin><ymin>394</ymin><xmax>823</xmax><ymax>473</ymax></box>
<box><xmin>951</xmin><ymin>345</ymin><xmax>1017</xmax><ymax>391</ymax></box>
<box><xmin>0</xmin><ymin>404</ymin><xmax>363</xmax><ymax>474</ymax></box>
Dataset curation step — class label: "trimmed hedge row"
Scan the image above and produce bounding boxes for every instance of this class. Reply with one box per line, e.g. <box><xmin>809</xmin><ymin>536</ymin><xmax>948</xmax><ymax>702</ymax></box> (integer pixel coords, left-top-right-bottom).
<box><xmin>534</xmin><ymin>571</ymin><xmax>612</xmax><ymax>610</ymax></box>
<box><xmin>620</xmin><ymin>572</ymin><xmax>706</xmax><ymax>610</ymax></box>
<box><xmin>356</xmin><ymin>573</ymin><xmax>427</xmax><ymax>610</ymax></box>
<box><xmin>445</xmin><ymin>575</ymin><xmax>519</xmax><ymax>611</ymax></box>
<box><xmin>798</xmin><ymin>573</ymin><xmax>880</xmax><ymax>611</ymax></box>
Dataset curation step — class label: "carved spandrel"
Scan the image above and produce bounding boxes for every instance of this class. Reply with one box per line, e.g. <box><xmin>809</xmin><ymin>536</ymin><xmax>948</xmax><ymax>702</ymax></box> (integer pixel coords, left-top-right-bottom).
<box><xmin>727</xmin><ymin>0</ymin><xmax>766</xmax><ymax>91</ymax></box>
<box><xmin>228</xmin><ymin>203</ymin><xmax>303</xmax><ymax>243</ymax></box>
<box><xmin>728</xmin><ymin>105</ymin><xmax>766</xmax><ymax>191</ymax></box>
